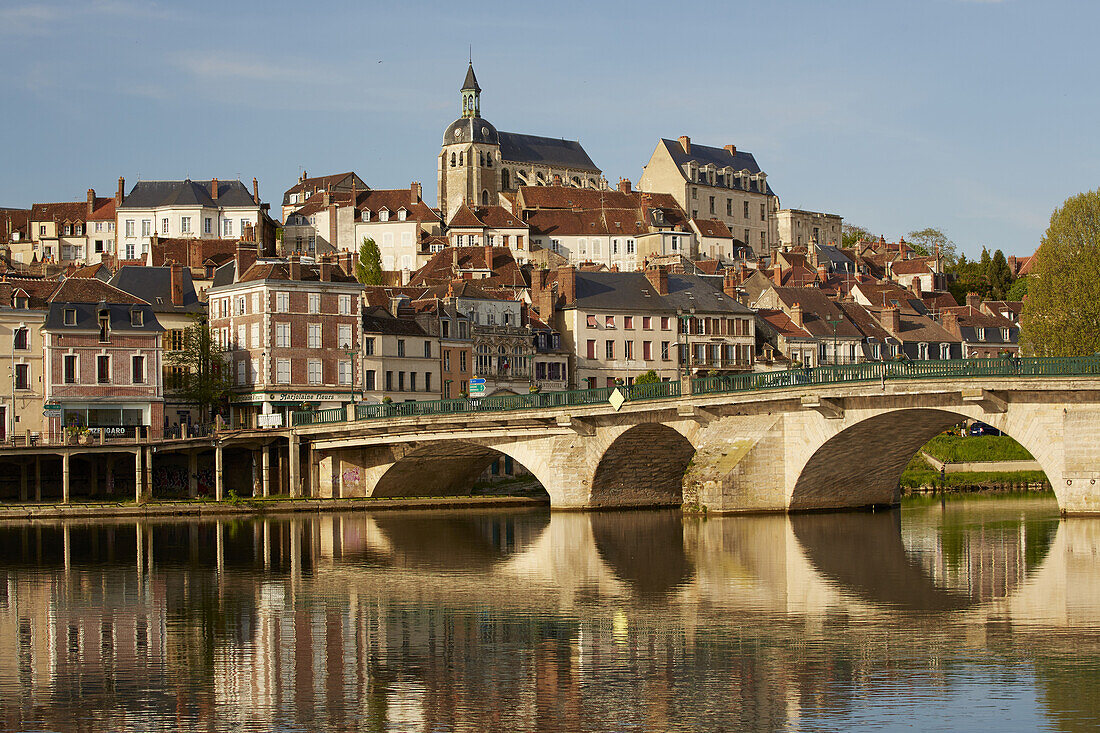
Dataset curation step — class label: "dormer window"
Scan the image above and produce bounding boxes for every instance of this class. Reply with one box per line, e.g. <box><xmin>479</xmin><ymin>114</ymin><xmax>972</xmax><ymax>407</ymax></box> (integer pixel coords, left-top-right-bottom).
<box><xmin>398</xmin><ymin>208</ymin><xmax>407</xmax><ymax>221</ymax></box>
<box><xmin>379</xmin><ymin>209</ymin><xmax>389</xmax><ymax>222</ymax></box>
<box><xmin>13</xmin><ymin>290</ymin><xmax>28</xmax><ymax>309</ymax></box>
<box><xmin>130</xmin><ymin>309</ymin><xmax>143</xmax><ymax>327</ymax></box>
<box><xmin>98</xmin><ymin>310</ymin><xmax>110</xmax><ymax>342</ymax></box>
<box><xmin>361</xmin><ymin>209</ymin><xmax>370</xmax><ymax>222</ymax></box>
<box><xmin>64</xmin><ymin>308</ymin><xmax>77</xmax><ymax>326</ymax></box>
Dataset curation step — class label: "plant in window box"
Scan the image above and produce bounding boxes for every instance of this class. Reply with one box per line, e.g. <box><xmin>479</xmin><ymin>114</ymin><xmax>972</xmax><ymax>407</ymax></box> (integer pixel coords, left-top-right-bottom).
<box><xmin>381</xmin><ymin>396</ymin><xmax>393</xmax><ymax>404</ymax></box>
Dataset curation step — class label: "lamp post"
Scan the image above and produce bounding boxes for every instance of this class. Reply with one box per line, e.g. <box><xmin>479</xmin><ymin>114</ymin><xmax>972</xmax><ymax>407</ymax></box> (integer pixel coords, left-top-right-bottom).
<box><xmin>675</xmin><ymin>306</ymin><xmax>695</xmax><ymax>381</ymax></box>
<box><xmin>826</xmin><ymin>317</ymin><xmax>842</xmax><ymax>365</ymax></box>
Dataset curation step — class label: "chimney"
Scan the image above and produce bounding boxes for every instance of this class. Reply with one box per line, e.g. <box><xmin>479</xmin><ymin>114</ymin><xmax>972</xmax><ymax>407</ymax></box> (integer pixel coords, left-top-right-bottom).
<box><xmin>411</xmin><ymin>181</ymin><xmax>422</xmax><ymax>202</ymax></box>
<box><xmin>941</xmin><ymin>309</ymin><xmax>959</xmax><ymax>335</ymax></box>
<box><xmin>724</xmin><ymin>144</ymin><xmax>737</xmax><ymax>156</ymax></box>
<box><xmin>116</xmin><ymin>177</ymin><xmax>125</xmax><ymax>205</ymax></box>
<box><xmin>252</xmin><ymin>177</ymin><xmax>260</xmax><ymax>204</ymax></box>
<box><xmin>678</xmin><ymin>135</ymin><xmax>691</xmax><ymax>154</ymax></box>
<box><xmin>235</xmin><ymin>243</ymin><xmax>257</xmax><ymax>280</ymax></box>
<box><xmin>170</xmin><ymin>263</ymin><xmax>185</xmax><ymax>306</ymax></box>
<box><xmin>452</xmin><ymin>246</ymin><xmax>459</xmax><ymax>270</ymax></box>
<box><xmin>617</xmin><ymin>178</ymin><xmax>632</xmax><ymax>194</ymax></box>
<box><xmin>552</xmin><ymin>174</ymin><xmax>563</xmax><ymax>186</ymax></box>
<box><xmin>401</xmin><ymin>267</ymin><xmax>411</xmax><ymax>286</ymax></box>
<box><xmin>484</xmin><ymin>245</ymin><xmax>494</xmax><ymax>271</ymax></box>
<box><xmin>883</xmin><ymin>305</ymin><xmax>900</xmax><ymax>334</ymax></box>
<box><xmin>556</xmin><ymin>266</ymin><xmax>577</xmax><ymax>305</ymax></box>
<box><xmin>790</xmin><ymin>304</ymin><xmax>803</xmax><ymax>328</ymax></box>
<box><xmin>288</xmin><ymin>254</ymin><xmax>301</xmax><ymax>281</ymax></box>
<box><xmin>320</xmin><ymin>259</ymin><xmax>332</xmax><ymax>282</ymax></box>
<box><xmin>817</xmin><ymin>264</ymin><xmax>827</xmax><ymax>282</ymax></box>
<box><xmin>723</xmin><ymin>272</ymin><xmax>739</xmax><ymax>298</ymax></box>
<box><xmin>645</xmin><ymin>265</ymin><xmax>669</xmax><ymax>296</ymax></box>
<box><xmin>86</xmin><ymin>188</ymin><xmax>96</xmax><ymax>218</ymax></box>
<box><xmin>772</xmin><ymin>266</ymin><xmax>783</xmax><ymax>286</ymax></box>
<box><xmin>965</xmin><ymin>292</ymin><xmax>980</xmax><ymax>311</ymax></box>
<box><xmin>910</xmin><ymin>277</ymin><xmax>922</xmax><ymax>298</ymax></box>
<box><xmin>211</xmin><ymin>178</ymin><xmax>219</xmax><ymax>201</ymax></box>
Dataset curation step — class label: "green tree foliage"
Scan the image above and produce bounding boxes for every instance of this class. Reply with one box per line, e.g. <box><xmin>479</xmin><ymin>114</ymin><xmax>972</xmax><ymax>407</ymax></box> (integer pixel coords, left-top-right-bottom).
<box><xmin>1020</xmin><ymin>189</ymin><xmax>1100</xmax><ymax>355</ymax></box>
<box><xmin>355</xmin><ymin>237</ymin><xmax>383</xmax><ymax>285</ymax></box>
<box><xmin>165</xmin><ymin>315</ymin><xmax>232</xmax><ymax>421</ymax></box>
<box><xmin>946</xmin><ymin>245</ymin><xmax>1016</xmax><ymax>304</ymax></box>
<box><xmin>988</xmin><ymin>249</ymin><xmax>1014</xmax><ymax>300</ymax></box>
<box><xmin>1007</xmin><ymin>275</ymin><xmax>1030</xmax><ymax>301</ymax></box>
<box><xmin>634</xmin><ymin>369</ymin><xmax>660</xmax><ymax>385</ymax></box>
<box><xmin>841</xmin><ymin>224</ymin><xmax>876</xmax><ymax>249</ymax></box>
<box><xmin>906</xmin><ymin>227</ymin><xmax>959</xmax><ymax>267</ymax></box>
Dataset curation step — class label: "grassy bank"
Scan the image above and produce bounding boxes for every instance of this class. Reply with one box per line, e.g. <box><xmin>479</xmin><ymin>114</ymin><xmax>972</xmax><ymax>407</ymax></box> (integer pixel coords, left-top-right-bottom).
<box><xmin>920</xmin><ymin>434</ymin><xmax>1034</xmax><ymax>463</ymax></box>
<box><xmin>900</xmin><ymin>453</ymin><xmax>1048</xmax><ymax>493</ymax></box>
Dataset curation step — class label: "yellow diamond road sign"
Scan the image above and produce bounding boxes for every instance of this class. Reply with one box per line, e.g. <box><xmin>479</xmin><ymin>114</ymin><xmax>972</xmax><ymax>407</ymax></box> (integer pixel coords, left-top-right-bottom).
<box><xmin>608</xmin><ymin>388</ymin><xmax>626</xmax><ymax>411</ymax></box>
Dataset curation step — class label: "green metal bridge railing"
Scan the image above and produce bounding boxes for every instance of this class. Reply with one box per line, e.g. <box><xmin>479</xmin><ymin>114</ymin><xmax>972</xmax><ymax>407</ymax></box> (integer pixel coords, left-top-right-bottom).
<box><xmin>289</xmin><ymin>356</ymin><xmax>1100</xmax><ymax>428</ymax></box>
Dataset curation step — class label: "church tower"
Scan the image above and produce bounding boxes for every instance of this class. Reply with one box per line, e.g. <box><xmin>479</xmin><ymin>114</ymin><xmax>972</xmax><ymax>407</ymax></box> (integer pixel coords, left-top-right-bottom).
<box><xmin>438</xmin><ymin>63</ymin><xmax>501</xmax><ymax>223</ymax></box>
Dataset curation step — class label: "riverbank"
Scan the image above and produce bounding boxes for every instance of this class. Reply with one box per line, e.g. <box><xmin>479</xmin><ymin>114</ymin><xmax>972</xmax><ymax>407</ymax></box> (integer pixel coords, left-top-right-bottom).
<box><xmin>0</xmin><ymin>494</ymin><xmax>549</xmax><ymax>521</ymax></box>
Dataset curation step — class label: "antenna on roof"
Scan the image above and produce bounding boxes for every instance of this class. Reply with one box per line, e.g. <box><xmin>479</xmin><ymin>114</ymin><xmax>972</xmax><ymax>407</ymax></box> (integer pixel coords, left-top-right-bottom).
<box><xmin>469</xmin><ymin>45</ymin><xmax>472</xmax><ymax>64</ymax></box>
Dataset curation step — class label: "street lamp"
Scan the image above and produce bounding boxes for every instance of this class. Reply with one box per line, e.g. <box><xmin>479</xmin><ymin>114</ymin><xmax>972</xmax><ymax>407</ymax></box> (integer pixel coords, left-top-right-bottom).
<box><xmin>826</xmin><ymin>317</ymin><xmax>842</xmax><ymax>365</ymax></box>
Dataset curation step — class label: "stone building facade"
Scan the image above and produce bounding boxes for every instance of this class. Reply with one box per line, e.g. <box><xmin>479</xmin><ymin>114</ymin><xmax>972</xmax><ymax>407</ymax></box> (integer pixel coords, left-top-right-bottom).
<box><xmin>774</xmin><ymin>208</ymin><xmax>843</xmax><ymax>250</ymax></box>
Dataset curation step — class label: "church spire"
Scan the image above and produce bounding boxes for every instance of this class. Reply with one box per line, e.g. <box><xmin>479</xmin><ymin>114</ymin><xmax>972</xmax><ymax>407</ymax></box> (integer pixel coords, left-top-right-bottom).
<box><xmin>461</xmin><ymin>62</ymin><xmax>480</xmax><ymax>118</ymax></box>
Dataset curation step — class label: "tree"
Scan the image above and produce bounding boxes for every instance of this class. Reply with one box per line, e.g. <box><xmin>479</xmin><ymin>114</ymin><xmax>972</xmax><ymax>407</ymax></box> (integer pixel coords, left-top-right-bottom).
<box><xmin>906</xmin><ymin>227</ymin><xmax>958</xmax><ymax>267</ymax></box>
<box><xmin>841</xmin><ymin>224</ymin><xmax>876</xmax><ymax>249</ymax></box>
<box><xmin>355</xmin><ymin>237</ymin><xmax>383</xmax><ymax>285</ymax></box>
<box><xmin>634</xmin><ymin>369</ymin><xmax>660</xmax><ymax>385</ymax></box>
<box><xmin>165</xmin><ymin>315</ymin><xmax>232</xmax><ymax>421</ymax></box>
<box><xmin>1007</xmin><ymin>275</ymin><xmax>1030</xmax><ymax>301</ymax></box>
<box><xmin>987</xmin><ymin>249</ymin><xmax>1015</xmax><ymax>300</ymax></box>
<box><xmin>1020</xmin><ymin>189</ymin><xmax>1100</xmax><ymax>356</ymax></box>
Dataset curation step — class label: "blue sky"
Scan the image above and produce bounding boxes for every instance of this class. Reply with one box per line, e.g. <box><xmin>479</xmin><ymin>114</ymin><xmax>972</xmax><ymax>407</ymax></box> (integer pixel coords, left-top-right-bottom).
<box><xmin>1</xmin><ymin>0</ymin><xmax>1095</xmax><ymax>258</ymax></box>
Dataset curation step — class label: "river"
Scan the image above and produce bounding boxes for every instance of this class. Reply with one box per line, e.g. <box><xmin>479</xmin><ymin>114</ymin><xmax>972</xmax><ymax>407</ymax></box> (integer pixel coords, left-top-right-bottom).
<box><xmin>0</xmin><ymin>495</ymin><xmax>1097</xmax><ymax>731</ymax></box>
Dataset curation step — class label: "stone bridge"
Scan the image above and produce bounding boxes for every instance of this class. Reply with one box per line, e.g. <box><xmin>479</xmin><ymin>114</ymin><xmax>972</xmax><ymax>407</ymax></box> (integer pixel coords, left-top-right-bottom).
<box><xmin>289</xmin><ymin>366</ymin><xmax>1100</xmax><ymax>515</ymax></box>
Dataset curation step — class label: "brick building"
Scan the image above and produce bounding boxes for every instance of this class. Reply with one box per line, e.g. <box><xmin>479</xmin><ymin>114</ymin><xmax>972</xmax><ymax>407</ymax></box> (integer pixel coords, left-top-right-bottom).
<box><xmin>42</xmin><ymin>278</ymin><xmax>165</xmax><ymax>438</ymax></box>
<box><xmin>207</xmin><ymin>247</ymin><xmax>364</xmax><ymax>427</ymax></box>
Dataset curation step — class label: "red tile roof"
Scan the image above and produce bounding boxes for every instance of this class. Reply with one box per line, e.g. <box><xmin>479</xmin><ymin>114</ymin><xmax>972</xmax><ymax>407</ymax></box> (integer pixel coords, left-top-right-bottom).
<box><xmin>49</xmin><ymin>276</ymin><xmax>146</xmax><ymax>305</ymax></box>
<box><xmin>692</xmin><ymin>218</ymin><xmax>733</xmax><ymax>238</ymax></box>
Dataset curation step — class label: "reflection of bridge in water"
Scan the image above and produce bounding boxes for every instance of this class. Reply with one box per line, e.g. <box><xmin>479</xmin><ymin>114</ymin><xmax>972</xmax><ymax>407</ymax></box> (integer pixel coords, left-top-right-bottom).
<box><xmin>2</xmin><ymin>506</ymin><xmax>1100</xmax><ymax>731</ymax></box>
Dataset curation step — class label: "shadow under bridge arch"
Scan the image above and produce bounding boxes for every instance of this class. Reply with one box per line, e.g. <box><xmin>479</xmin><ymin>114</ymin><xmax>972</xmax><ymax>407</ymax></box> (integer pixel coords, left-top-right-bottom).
<box><xmin>789</xmin><ymin>407</ymin><xmax>1054</xmax><ymax>512</ymax></box>
<box><xmin>369</xmin><ymin>439</ymin><xmax>551</xmax><ymax>501</ymax></box>
<box><xmin>590</xmin><ymin>423</ymin><xmax>696</xmax><ymax>508</ymax></box>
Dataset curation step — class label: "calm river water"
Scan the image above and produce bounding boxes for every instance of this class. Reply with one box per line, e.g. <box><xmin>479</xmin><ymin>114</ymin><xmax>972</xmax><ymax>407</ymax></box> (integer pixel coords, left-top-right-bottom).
<box><xmin>1</xmin><ymin>496</ymin><xmax>1098</xmax><ymax>732</ymax></box>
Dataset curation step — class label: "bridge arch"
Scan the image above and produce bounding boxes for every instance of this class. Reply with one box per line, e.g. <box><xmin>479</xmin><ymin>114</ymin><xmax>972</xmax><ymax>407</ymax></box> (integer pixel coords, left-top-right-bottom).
<box><xmin>788</xmin><ymin>407</ymin><xmax>1061</xmax><ymax>511</ymax></box>
<box><xmin>589</xmin><ymin>422</ymin><xmax>696</xmax><ymax>508</ymax></box>
<box><xmin>367</xmin><ymin>438</ymin><xmax>557</xmax><ymax>503</ymax></box>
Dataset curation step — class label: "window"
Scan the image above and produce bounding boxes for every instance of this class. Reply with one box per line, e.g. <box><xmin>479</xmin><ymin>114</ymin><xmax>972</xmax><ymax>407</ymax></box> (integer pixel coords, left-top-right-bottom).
<box><xmin>364</xmin><ymin>337</ymin><xmax>375</xmax><ymax>356</ymax></box>
<box><xmin>642</xmin><ymin>316</ymin><xmax>652</xmax><ymax>330</ymax></box>
<box><xmin>237</xmin><ymin>296</ymin><xmax>246</xmax><ymax>315</ymax></box>
<box><xmin>660</xmin><ymin>316</ymin><xmax>671</xmax><ymax>330</ymax></box>
<box><xmin>709</xmin><ymin>196</ymin><xmax>715</xmax><ymax>214</ymax></box>
<box><xmin>125</xmin><ymin>243</ymin><xmax>135</xmax><ymax>260</ymax></box>
<box><xmin>661</xmin><ymin>341</ymin><xmax>670</xmax><ymax>360</ymax></box>
<box><xmin>64</xmin><ymin>355</ymin><xmax>77</xmax><ymax>384</ymax></box>
<box><xmin>423</xmin><ymin>341</ymin><xmax>432</xmax><ymax>358</ymax></box>
<box><xmin>692</xmin><ymin>187</ymin><xmax>697</xmax><ymax>199</ymax></box>
<box><xmin>425</xmin><ymin>372</ymin><xmax>432</xmax><ymax>392</ymax></box>
<box><xmin>624</xmin><ymin>316</ymin><xmax>634</xmax><ymax>329</ymax></box>
<box><xmin>237</xmin><ymin>325</ymin><xmax>246</xmax><ymax>349</ymax></box>
<box><xmin>397</xmin><ymin>339</ymin><xmax>405</xmax><ymax>357</ymax></box>
<box><xmin>308</xmin><ymin>323</ymin><xmax>321</xmax><ymax>348</ymax></box>
<box><xmin>98</xmin><ymin>312</ymin><xmax>110</xmax><ymax>342</ymax></box>
<box><xmin>626</xmin><ymin>240</ymin><xmax>635</xmax><ymax>255</ymax></box>
<box><xmin>338</xmin><ymin>324</ymin><xmax>352</xmax><ymax>349</ymax></box>
<box><xmin>13</xmin><ymin>327</ymin><xmax>28</xmax><ymax>350</ymax></box>
<box><xmin>204</xmin><ymin>217</ymin><xmax>212</xmax><ymax>234</ymax></box>
<box><xmin>726</xmin><ymin>199</ymin><xmax>732</xmax><ymax>216</ymax></box>
<box><xmin>365</xmin><ymin>370</ymin><xmax>376</xmax><ymax>390</ymax></box>
<box><xmin>308</xmin><ymin>293</ymin><xmax>320</xmax><ymax>314</ymax></box>
<box><xmin>339</xmin><ymin>295</ymin><xmax>352</xmax><ymax>314</ymax></box>
<box><xmin>181</xmin><ymin>217</ymin><xmax>191</xmax><ymax>234</ymax></box>
<box><xmin>605</xmin><ymin>316</ymin><xmax>615</xmax><ymax>329</ymax></box>
<box><xmin>940</xmin><ymin>343</ymin><xmax>951</xmax><ymax>359</ymax></box>
<box><xmin>276</xmin><ymin>292</ymin><xmax>289</xmax><ymax>312</ymax></box>
<box><xmin>643</xmin><ymin>341</ymin><xmax>652</xmax><ymax>360</ymax></box>
<box><xmin>125</xmin><ymin>220</ymin><xmax>135</xmax><ymax>237</ymax></box>
<box><xmin>308</xmin><ymin>359</ymin><xmax>322</xmax><ymax>385</ymax></box>
<box><xmin>443</xmin><ymin>350</ymin><xmax>451</xmax><ymax>370</ymax></box>
<box><xmin>743</xmin><ymin>201</ymin><xmax>749</xmax><ymax>219</ymax></box>
<box><xmin>97</xmin><ymin>355</ymin><xmax>111</xmax><ymax>384</ymax></box>
<box><xmin>222</xmin><ymin>219</ymin><xmax>233</xmax><ymax>237</ymax></box>
<box><xmin>130</xmin><ymin>309</ymin><xmax>143</xmax><ymax>327</ymax></box>
<box><xmin>459</xmin><ymin>351</ymin><xmax>467</xmax><ymax>372</ymax></box>
<box><xmin>586</xmin><ymin>339</ymin><xmax>596</xmax><ymax>359</ymax></box>
<box><xmin>236</xmin><ymin>359</ymin><xmax>246</xmax><ymax>385</ymax></box>
<box><xmin>14</xmin><ymin>363</ymin><xmax>28</xmax><ymax>390</ymax></box>
<box><xmin>625</xmin><ymin>341</ymin><xmax>634</xmax><ymax>359</ymax></box>
<box><xmin>410</xmin><ymin>372</ymin><xmax>417</xmax><ymax>391</ymax></box>
<box><xmin>605</xmin><ymin>340</ymin><xmax>615</xmax><ymax>359</ymax></box>
<box><xmin>94</xmin><ymin>240</ymin><xmax>104</xmax><ymax>254</ymax></box>
<box><xmin>250</xmin><ymin>323</ymin><xmax>259</xmax><ymax>349</ymax></box>
<box><xmin>160</xmin><ymin>217</ymin><xmax>168</xmax><ymax>235</ymax></box>
<box><xmin>252</xmin><ymin>292</ymin><xmax>260</xmax><ymax>314</ymax></box>
<box><xmin>398</xmin><ymin>371</ymin><xmax>405</xmax><ymax>391</ymax></box>
<box><xmin>276</xmin><ymin>359</ymin><xmax>290</xmax><ymax>384</ymax></box>
<box><xmin>141</xmin><ymin>220</ymin><xmax>151</xmax><ymax>237</ymax></box>
<box><xmin>587</xmin><ymin>315</ymin><xmax>598</xmax><ymax>328</ymax></box>
<box><xmin>275</xmin><ymin>322</ymin><xmax>290</xmax><ymax>348</ymax></box>
<box><xmin>761</xmin><ymin>203</ymin><xmax>766</xmax><ymax>221</ymax></box>
<box><xmin>338</xmin><ymin>360</ymin><xmax>352</xmax><ymax>385</ymax></box>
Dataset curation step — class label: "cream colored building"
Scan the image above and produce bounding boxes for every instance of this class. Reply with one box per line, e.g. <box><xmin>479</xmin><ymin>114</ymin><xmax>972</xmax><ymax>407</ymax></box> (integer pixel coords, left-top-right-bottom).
<box><xmin>774</xmin><ymin>208</ymin><xmax>843</xmax><ymax>249</ymax></box>
<box><xmin>0</xmin><ymin>279</ymin><xmax>59</xmax><ymax>439</ymax></box>
<box><xmin>361</xmin><ymin>308</ymin><xmax>442</xmax><ymax>403</ymax></box>
<box><xmin>638</xmin><ymin>136</ymin><xmax>779</xmax><ymax>257</ymax></box>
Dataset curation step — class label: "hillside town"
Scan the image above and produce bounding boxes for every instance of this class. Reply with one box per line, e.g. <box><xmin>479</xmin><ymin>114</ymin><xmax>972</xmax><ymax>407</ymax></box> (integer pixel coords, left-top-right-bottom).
<box><xmin>0</xmin><ymin>64</ymin><xmax>1032</xmax><ymax>438</ymax></box>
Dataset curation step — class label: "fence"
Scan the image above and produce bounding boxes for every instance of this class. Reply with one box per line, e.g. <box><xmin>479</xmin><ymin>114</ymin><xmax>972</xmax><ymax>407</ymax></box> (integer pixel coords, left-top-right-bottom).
<box><xmin>286</xmin><ymin>356</ymin><xmax>1100</xmax><ymax>428</ymax></box>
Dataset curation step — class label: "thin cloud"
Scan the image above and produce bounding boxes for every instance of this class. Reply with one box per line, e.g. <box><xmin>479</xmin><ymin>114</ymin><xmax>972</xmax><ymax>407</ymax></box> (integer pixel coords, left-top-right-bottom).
<box><xmin>0</xmin><ymin>0</ymin><xmax>171</xmax><ymax>35</ymax></box>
